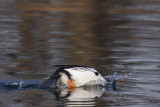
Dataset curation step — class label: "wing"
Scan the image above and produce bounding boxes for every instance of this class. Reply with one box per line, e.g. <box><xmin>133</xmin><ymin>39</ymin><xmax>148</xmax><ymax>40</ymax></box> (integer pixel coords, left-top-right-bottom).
<box><xmin>39</xmin><ymin>73</ymin><xmax>60</xmax><ymax>88</ymax></box>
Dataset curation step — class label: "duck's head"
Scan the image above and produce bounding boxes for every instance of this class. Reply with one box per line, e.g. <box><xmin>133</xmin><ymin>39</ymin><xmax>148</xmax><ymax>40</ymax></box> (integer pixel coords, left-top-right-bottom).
<box><xmin>40</xmin><ymin>65</ymin><xmax>107</xmax><ymax>88</ymax></box>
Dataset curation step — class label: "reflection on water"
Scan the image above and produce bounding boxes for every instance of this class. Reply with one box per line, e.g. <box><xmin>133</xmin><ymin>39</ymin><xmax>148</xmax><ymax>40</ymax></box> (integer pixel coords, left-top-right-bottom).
<box><xmin>53</xmin><ymin>85</ymin><xmax>123</xmax><ymax>107</ymax></box>
<box><xmin>52</xmin><ymin>86</ymin><xmax>107</xmax><ymax>107</ymax></box>
<box><xmin>0</xmin><ymin>79</ymin><xmax>120</xmax><ymax>107</ymax></box>
<box><xmin>0</xmin><ymin>0</ymin><xmax>160</xmax><ymax>106</ymax></box>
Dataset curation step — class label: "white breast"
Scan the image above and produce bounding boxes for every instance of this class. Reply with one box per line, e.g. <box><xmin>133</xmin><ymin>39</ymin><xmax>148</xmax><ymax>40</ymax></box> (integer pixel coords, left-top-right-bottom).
<box><xmin>65</xmin><ymin>67</ymin><xmax>107</xmax><ymax>87</ymax></box>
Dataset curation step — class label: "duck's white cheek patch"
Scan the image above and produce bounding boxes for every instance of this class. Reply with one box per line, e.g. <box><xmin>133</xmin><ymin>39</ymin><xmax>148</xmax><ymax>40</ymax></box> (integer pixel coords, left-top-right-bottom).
<box><xmin>59</xmin><ymin>73</ymin><xmax>69</xmax><ymax>85</ymax></box>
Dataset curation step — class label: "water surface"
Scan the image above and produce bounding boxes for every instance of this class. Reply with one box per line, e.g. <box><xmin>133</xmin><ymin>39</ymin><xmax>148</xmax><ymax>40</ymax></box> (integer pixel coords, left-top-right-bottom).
<box><xmin>0</xmin><ymin>0</ymin><xmax>160</xmax><ymax>106</ymax></box>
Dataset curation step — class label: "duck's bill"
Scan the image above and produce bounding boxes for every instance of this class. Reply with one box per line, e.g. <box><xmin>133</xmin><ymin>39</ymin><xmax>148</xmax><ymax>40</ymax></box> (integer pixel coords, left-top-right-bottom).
<box><xmin>68</xmin><ymin>79</ymin><xmax>75</xmax><ymax>88</ymax></box>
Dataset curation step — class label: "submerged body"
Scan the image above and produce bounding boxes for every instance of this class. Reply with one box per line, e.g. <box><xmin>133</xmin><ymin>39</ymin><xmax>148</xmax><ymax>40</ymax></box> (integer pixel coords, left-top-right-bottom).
<box><xmin>40</xmin><ymin>65</ymin><xmax>107</xmax><ymax>88</ymax></box>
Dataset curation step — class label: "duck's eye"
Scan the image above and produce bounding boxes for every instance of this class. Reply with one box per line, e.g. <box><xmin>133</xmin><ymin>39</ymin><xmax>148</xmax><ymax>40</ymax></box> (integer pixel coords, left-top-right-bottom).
<box><xmin>94</xmin><ymin>72</ymin><xmax>98</xmax><ymax>76</ymax></box>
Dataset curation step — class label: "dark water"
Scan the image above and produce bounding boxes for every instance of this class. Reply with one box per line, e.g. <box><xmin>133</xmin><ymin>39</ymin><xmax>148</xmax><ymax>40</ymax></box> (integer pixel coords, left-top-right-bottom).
<box><xmin>0</xmin><ymin>0</ymin><xmax>160</xmax><ymax>106</ymax></box>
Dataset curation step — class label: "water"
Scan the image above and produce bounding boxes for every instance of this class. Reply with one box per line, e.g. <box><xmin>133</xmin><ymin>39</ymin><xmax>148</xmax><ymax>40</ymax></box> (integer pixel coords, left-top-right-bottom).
<box><xmin>0</xmin><ymin>0</ymin><xmax>160</xmax><ymax>106</ymax></box>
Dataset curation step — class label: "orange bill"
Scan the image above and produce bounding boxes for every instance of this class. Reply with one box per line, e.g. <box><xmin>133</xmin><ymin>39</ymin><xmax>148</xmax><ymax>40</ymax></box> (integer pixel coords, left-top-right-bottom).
<box><xmin>68</xmin><ymin>88</ymin><xmax>75</xmax><ymax>94</ymax></box>
<box><xmin>68</xmin><ymin>79</ymin><xmax>75</xmax><ymax>88</ymax></box>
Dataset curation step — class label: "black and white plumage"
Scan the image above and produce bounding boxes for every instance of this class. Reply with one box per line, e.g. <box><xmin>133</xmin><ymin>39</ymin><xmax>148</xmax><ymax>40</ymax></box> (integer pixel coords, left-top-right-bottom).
<box><xmin>40</xmin><ymin>65</ymin><xmax>107</xmax><ymax>88</ymax></box>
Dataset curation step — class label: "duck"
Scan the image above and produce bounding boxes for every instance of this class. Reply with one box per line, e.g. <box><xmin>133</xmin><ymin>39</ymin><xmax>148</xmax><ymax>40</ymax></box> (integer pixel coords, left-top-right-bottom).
<box><xmin>39</xmin><ymin>65</ymin><xmax>107</xmax><ymax>88</ymax></box>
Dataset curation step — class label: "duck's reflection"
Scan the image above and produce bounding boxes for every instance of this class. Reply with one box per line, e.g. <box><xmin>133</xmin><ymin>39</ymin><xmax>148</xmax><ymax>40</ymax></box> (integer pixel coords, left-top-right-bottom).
<box><xmin>50</xmin><ymin>85</ymin><xmax>116</xmax><ymax>106</ymax></box>
<box><xmin>51</xmin><ymin>86</ymin><xmax>107</xmax><ymax>100</ymax></box>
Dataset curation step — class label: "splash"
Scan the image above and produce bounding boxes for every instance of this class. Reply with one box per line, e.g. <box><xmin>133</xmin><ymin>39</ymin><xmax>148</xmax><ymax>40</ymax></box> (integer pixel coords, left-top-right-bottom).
<box><xmin>104</xmin><ymin>72</ymin><xmax>132</xmax><ymax>83</ymax></box>
<box><xmin>0</xmin><ymin>72</ymin><xmax>130</xmax><ymax>91</ymax></box>
<box><xmin>0</xmin><ymin>80</ymin><xmax>42</xmax><ymax>91</ymax></box>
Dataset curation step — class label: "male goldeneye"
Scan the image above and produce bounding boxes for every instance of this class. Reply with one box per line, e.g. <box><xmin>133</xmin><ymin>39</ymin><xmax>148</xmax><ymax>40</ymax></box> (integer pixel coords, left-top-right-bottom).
<box><xmin>40</xmin><ymin>65</ymin><xmax>107</xmax><ymax>88</ymax></box>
